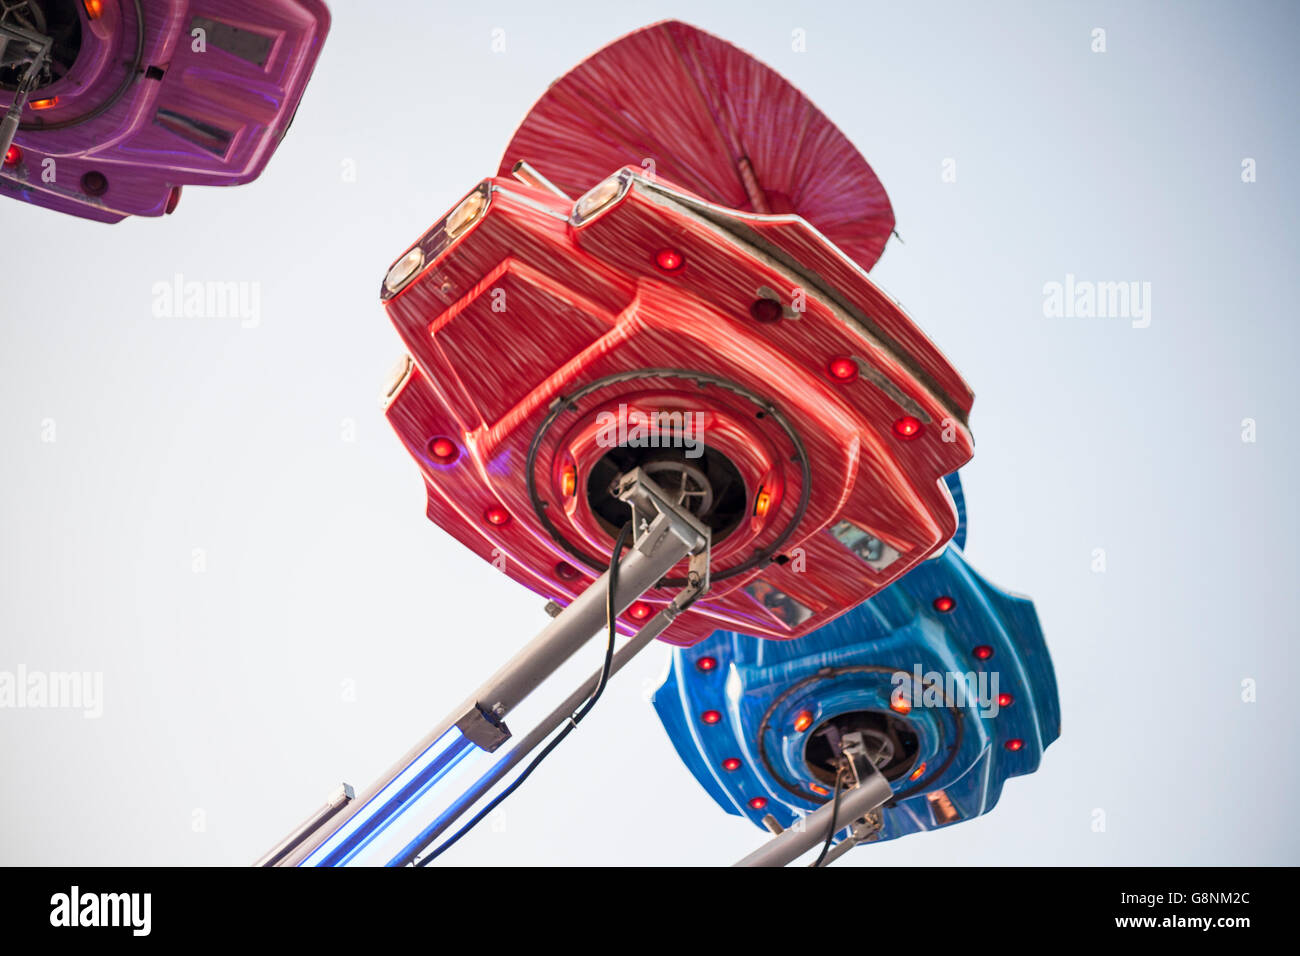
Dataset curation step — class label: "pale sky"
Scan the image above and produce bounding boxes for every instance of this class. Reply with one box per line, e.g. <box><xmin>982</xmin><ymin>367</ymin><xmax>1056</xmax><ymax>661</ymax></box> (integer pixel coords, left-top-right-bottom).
<box><xmin>1</xmin><ymin>0</ymin><xmax>1296</xmax><ymax>865</ymax></box>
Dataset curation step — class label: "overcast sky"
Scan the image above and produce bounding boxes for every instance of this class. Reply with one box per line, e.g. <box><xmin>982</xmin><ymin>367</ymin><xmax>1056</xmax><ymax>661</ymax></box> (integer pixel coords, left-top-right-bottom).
<box><xmin>1</xmin><ymin>0</ymin><xmax>1296</xmax><ymax>865</ymax></box>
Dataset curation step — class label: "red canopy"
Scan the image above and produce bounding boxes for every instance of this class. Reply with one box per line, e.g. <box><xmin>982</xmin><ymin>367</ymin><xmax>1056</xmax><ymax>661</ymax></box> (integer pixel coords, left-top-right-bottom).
<box><xmin>499</xmin><ymin>20</ymin><xmax>895</xmax><ymax>273</ymax></box>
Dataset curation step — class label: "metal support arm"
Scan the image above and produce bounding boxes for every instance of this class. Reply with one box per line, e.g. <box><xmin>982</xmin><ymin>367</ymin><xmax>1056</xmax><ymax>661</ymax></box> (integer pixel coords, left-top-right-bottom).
<box><xmin>732</xmin><ymin>762</ymin><xmax>893</xmax><ymax>868</ymax></box>
<box><xmin>0</xmin><ymin>23</ymin><xmax>52</xmax><ymax>162</ymax></box>
<box><xmin>262</xmin><ymin>468</ymin><xmax>710</xmax><ymax>866</ymax></box>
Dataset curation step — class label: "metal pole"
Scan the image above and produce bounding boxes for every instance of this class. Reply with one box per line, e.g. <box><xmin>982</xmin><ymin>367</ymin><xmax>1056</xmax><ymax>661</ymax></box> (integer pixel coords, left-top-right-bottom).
<box><xmin>253</xmin><ymin>784</ymin><xmax>354</xmax><ymax>868</ymax></box>
<box><xmin>457</xmin><ymin>512</ymin><xmax>695</xmax><ymax>735</ymax></box>
<box><xmin>0</xmin><ymin>105</ymin><xmax>23</xmax><ymax>163</ymax></box>
<box><xmin>391</xmin><ymin>602</ymin><xmax>683</xmax><ymax>866</ymax></box>
<box><xmin>510</xmin><ymin>160</ymin><xmax>571</xmax><ymax>199</ymax></box>
<box><xmin>0</xmin><ymin>26</ymin><xmax>52</xmax><ymax>162</ymax></box>
<box><xmin>272</xmin><ymin>507</ymin><xmax>703</xmax><ymax>866</ymax></box>
<box><xmin>732</xmin><ymin>770</ymin><xmax>893</xmax><ymax>868</ymax></box>
<box><xmin>809</xmin><ymin>827</ymin><xmax>864</xmax><ymax>867</ymax></box>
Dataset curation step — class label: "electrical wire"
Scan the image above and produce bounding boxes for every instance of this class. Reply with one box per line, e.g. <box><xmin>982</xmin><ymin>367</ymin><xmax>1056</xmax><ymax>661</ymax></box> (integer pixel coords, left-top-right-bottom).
<box><xmin>812</xmin><ymin>763</ymin><xmax>846</xmax><ymax>868</ymax></box>
<box><xmin>415</xmin><ymin>521</ymin><xmax>634</xmax><ymax>866</ymax></box>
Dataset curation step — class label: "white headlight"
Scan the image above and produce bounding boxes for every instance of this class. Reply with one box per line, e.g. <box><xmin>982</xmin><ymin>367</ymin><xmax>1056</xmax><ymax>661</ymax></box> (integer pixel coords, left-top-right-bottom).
<box><xmin>384</xmin><ymin>247</ymin><xmax>425</xmax><ymax>294</ymax></box>
<box><xmin>573</xmin><ymin>175</ymin><xmax>624</xmax><ymax>222</ymax></box>
<box><xmin>446</xmin><ymin>189</ymin><xmax>488</xmax><ymax>238</ymax></box>
<box><xmin>380</xmin><ymin>355</ymin><xmax>414</xmax><ymax>408</ymax></box>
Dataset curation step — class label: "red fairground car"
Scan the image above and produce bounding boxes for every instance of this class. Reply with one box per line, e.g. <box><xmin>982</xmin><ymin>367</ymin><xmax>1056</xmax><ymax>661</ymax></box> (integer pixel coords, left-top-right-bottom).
<box><xmin>379</xmin><ymin>22</ymin><xmax>974</xmax><ymax>648</ymax></box>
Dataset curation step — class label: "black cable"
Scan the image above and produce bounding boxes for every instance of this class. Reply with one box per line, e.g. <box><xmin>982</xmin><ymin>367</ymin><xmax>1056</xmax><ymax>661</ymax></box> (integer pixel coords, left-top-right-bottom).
<box><xmin>812</xmin><ymin>764</ymin><xmax>846</xmax><ymax>868</ymax></box>
<box><xmin>416</xmin><ymin>521</ymin><xmax>634</xmax><ymax>866</ymax></box>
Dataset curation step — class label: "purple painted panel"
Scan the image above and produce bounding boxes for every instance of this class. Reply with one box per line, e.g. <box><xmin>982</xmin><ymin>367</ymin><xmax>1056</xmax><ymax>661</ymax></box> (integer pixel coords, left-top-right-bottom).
<box><xmin>1</xmin><ymin>0</ymin><xmax>329</xmax><ymax>222</ymax></box>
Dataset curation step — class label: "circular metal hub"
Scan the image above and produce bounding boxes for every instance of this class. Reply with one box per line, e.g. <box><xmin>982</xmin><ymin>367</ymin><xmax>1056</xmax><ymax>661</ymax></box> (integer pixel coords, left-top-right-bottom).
<box><xmin>804</xmin><ymin>710</ymin><xmax>920</xmax><ymax>785</ymax></box>
<box><xmin>585</xmin><ymin>444</ymin><xmax>746</xmax><ymax>542</ymax></box>
<box><xmin>0</xmin><ymin>1</ymin><xmax>82</xmax><ymax>93</ymax></box>
<box><xmin>643</xmin><ymin>459</ymin><xmax>715</xmax><ymax>516</ymax></box>
<box><xmin>526</xmin><ymin>368</ymin><xmax>812</xmax><ymax>585</ymax></box>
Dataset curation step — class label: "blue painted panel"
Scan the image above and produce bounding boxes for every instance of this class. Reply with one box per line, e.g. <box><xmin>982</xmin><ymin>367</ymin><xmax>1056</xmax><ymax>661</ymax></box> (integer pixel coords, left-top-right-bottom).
<box><xmin>653</xmin><ymin>473</ymin><xmax>1058</xmax><ymax>847</ymax></box>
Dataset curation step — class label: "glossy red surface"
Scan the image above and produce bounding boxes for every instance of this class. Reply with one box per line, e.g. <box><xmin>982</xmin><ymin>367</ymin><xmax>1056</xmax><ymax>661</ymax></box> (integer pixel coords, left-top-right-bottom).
<box><xmin>381</xmin><ymin>171</ymin><xmax>973</xmax><ymax>647</ymax></box>
<box><xmin>498</xmin><ymin>20</ymin><xmax>895</xmax><ymax>274</ymax></box>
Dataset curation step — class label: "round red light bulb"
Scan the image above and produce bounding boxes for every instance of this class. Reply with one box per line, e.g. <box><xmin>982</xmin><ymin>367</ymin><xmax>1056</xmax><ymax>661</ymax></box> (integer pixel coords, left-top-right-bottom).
<box><xmin>484</xmin><ymin>505</ymin><xmax>511</xmax><ymax>526</ymax></box>
<box><xmin>998</xmin><ymin>692</ymin><xmax>1013</xmax><ymax>708</ymax></box>
<box><xmin>701</xmin><ymin>709</ymin><xmax>722</xmax><ymax>725</ymax></box>
<box><xmin>933</xmin><ymin>595</ymin><xmax>956</xmax><ymax>613</ymax></box>
<box><xmin>748</xmin><ymin>796</ymin><xmax>768</xmax><ymax>810</ymax></box>
<box><xmin>654</xmin><ymin>248</ymin><xmax>684</xmax><ymax>272</ymax></box>
<box><xmin>696</xmin><ymin>656</ymin><xmax>717</xmax><ymax>672</ymax></box>
<box><xmin>627</xmin><ymin>601</ymin><xmax>652</xmax><ymax>620</ymax></box>
<box><xmin>827</xmin><ymin>357</ymin><xmax>858</xmax><ymax>382</ymax></box>
<box><xmin>1005</xmin><ymin>738</ymin><xmax>1024</xmax><ymax>752</ymax></box>
<box><xmin>722</xmin><ymin>758</ymin><xmax>741</xmax><ymax>772</ymax></box>
<box><xmin>892</xmin><ymin>416</ymin><xmax>923</xmax><ymax>440</ymax></box>
<box><xmin>428</xmin><ymin>436</ymin><xmax>459</xmax><ymax>463</ymax></box>
<box><xmin>3</xmin><ymin>145</ymin><xmax>21</xmax><ymax>167</ymax></box>
<box><xmin>973</xmin><ymin>645</ymin><xmax>994</xmax><ymax>661</ymax></box>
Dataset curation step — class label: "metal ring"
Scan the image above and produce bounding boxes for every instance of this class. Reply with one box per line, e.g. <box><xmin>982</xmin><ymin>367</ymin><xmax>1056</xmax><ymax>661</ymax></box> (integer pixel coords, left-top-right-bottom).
<box><xmin>524</xmin><ymin>368</ymin><xmax>812</xmax><ymax>586</ymax></box>
<box><xmin>17</xmin><ymin>0</ymin><xmax>145</xmax><ymax>133</ymax></box>
<box><xmin>754</xmin><ymin>665</ymin><xmax>966</xmax><ymax>805</ymax></box>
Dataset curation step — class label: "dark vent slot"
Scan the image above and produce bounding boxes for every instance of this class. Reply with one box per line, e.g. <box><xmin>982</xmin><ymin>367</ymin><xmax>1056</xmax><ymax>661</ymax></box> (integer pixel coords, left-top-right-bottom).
<box><xmin>190</xmin><ymin>17</ymin><xmax>274</xmax><ymax>67</ymax></box>
<box><xmin>154</xmin><ymin>109</ymin><xmax>234</xmax><ymax>156</ymax></box>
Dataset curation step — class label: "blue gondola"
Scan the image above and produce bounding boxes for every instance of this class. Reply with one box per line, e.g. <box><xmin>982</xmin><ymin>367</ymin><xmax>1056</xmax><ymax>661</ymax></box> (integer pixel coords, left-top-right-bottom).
<box><xmin>653</xmin><ymin>475</ymin><xmax>1059</xmax><ymax>848</ymax></box>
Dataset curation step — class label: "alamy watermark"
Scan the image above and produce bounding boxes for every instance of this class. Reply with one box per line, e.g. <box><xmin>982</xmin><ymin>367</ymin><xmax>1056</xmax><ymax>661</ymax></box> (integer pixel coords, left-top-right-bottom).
<box><xmin>892</xmin><ymin>665</ymin><xmax>1001</xmax><ymax>717</ymax></box>
<box><xmin>50</xmin><ymin>886</ymin><xmax>150</xmax><ymax>936</ymax></box>
<box><xmin>0</xmin><ymin>666</ymin><xmax>103</xmax><ymax>718</ymax></box>
<box><xmin>1042</xmin><ymin>274</ymin><xmax>1151</xmax><ymax>328</ymax></box>
<box><xmin>151</xmin><ymin>273</ymin><xmax>261</xmax><ymax>328</ymax></box>
<box><xmin>595</xmin><ymin>403</ymin><xmax>704</xmax><ymax>459</ymax></box>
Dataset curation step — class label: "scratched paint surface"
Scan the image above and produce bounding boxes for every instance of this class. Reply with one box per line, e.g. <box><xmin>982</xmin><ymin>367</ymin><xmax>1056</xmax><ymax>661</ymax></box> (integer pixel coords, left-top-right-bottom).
<box><xmin>498</xmin><ymin>20</ymin><xmax>896</xmax><ymax>275</ymax></box>
<box><xmin>0</xmin><ymin>0</ymin><xmax>330</xmax><ymax>221</ymax></box>
<box><xmin>382</xmin><ymin>176</ymin><xmax>972</xmax><ymax>646</ymax></box>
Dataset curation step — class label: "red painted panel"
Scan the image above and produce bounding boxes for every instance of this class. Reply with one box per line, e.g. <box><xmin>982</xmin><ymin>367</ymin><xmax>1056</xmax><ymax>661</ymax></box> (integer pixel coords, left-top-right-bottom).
<box><xmin>381</xmin><ymin>175</ymin><xmax>971</xmax><ymax>646</ymax></box>
<box><xmin>499</xmin><ymin>20</ymin><xmax>895</xmax><ymax>274</ymax></box>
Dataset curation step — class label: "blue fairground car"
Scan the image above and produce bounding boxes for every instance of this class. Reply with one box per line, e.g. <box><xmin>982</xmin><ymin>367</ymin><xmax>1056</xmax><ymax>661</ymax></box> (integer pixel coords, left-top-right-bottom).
<box><xmin>653</xmin><ymin>474</ymin><xmax>1060</xmax><ymax>849</ymax></box>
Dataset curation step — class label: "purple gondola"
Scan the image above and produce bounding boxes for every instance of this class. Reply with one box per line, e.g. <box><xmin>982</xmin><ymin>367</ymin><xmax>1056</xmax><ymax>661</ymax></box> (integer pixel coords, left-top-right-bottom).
<box><xmin>0</xmin><ymin>0</ymin><xmax>329</xmax><ymax>222</ymax></box>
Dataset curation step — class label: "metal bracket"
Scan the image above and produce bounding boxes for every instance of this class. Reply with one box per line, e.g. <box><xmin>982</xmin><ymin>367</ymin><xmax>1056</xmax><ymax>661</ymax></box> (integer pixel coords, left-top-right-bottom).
<box><xmin>0</xmin><ymin>21</ymin><xmax>53</xmax><ymax>161</ymax></box>
<box><xmin>455</xmin><ymin>704</ymin><xmax>511</xmax><ymax>752</ymax></box>
<box><xmin>840</xmin><ymin>730</ymin><xmax>879</xmax><ymax>788</ymax></box>
<box><xmin>456</xmin><ymin>468</ymin><xmax>712</xmax><ymax>751</ymax></box>
<box><xmin>733</xmin><ymin>759</ymin><xmax>892</xmax><ymax>867</ymax></box>
<box><xmin>617</xmin><ymin>466</ymin><xmax>710</xmax><ymax>559</ymax></box>
<box><xmin>263</xmin><ymin>469</ymin><xmax>715</xmax><ymax>865</ymax></box>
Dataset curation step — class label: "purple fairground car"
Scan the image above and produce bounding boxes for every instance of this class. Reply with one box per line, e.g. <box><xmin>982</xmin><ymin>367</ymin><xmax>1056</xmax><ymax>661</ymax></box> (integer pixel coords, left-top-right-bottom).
<box><xmin>0</xmin><ymin>0</ymin><xmax>329</xmax><ymax>223</ymax></box>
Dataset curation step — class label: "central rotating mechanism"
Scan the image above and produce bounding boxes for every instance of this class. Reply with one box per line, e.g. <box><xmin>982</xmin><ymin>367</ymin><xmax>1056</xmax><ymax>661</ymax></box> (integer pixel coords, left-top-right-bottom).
<box><xmin>805</xmin><ymin>710</ymin><xmax>920</xmax><ymax>785</ymax></box>
<box><xmin>0</xmin><ymin>0</ymin><xmax>81</xmax><ymax>92</ymax></box>
<box><xmin>586</xmin><ymin>444</ymin><xmax>747</xmax><ymax>543</ymax></box>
